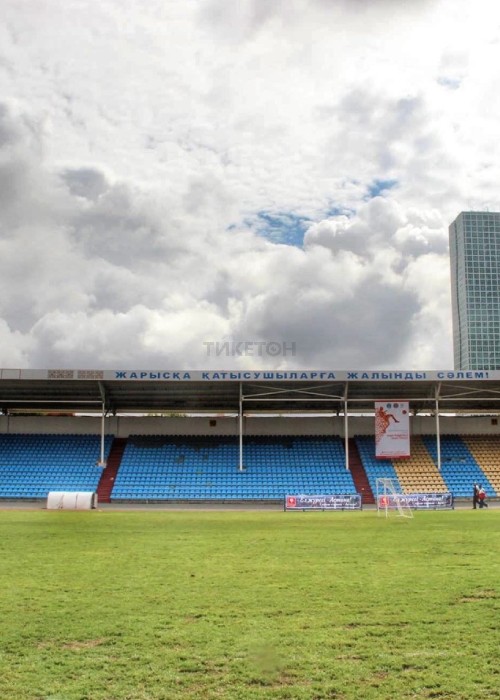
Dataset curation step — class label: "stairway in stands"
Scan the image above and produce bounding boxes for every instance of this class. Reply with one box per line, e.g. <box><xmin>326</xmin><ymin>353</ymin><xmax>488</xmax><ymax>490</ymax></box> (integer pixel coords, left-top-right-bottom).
<box><xmin>96</xmin><ymin>437</ymin><xmax>127</xmax><ymax>503</ymax></box>
<box><xmin>348</xmin><ymin>438</ymin><xmax>375</xmax><ymax>504</ymax></box>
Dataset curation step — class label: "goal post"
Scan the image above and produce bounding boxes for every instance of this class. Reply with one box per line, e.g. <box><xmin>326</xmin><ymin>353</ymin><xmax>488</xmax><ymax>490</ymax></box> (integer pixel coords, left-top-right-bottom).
<box><xmin>376</xmin><ymin>478</ymin><xmax>414</xmax><ymax>519</ymax></box>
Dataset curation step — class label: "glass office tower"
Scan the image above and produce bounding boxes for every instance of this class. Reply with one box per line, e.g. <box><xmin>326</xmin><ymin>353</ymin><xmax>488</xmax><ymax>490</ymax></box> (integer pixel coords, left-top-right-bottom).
<box><xmin>449</xmin><ymin>211</ymin><xmax>500</xmax><ymax>370</ymax></box>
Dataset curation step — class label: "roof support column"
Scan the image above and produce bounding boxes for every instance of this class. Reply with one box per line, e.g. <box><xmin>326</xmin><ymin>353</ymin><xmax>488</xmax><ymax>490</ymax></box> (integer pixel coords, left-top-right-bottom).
<box><xmin>97</xmin><ymin>382</ymin><xmax>107</xmax><ymax>468</ymax></box>
<box><xmin>238</xmin><ymin>382</ymin><xmax>244</xmax><ymax>472</ymax></box>
<box><xmin>343</xmin><ymin>382</ymin><xmax>349</xmax><ymax>470</ymax></box>
<box><xmin>435</xmin><ymin>383</ymin><xmax>441</xmax><ymax>471</ymax></box>
<box><xmin>344</xmin><ymin>400</ymin><xmax>349</xmax><ymax>470</ymax></box>
<box><xmin>99</xmin><ymin>402</ymin><xmax>107</xmax><ymax>467</ymax></box>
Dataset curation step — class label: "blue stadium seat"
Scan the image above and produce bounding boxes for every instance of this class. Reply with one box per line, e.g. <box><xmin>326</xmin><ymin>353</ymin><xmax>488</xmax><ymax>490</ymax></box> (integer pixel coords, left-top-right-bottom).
<box><xmin>110</xmin><ymin>435</ymin><xmax>357</xmax><ymax>502</ymax></box>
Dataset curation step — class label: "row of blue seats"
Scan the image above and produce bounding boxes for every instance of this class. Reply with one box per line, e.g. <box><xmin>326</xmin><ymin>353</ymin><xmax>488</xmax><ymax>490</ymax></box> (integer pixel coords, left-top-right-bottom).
<box><xmin>116</xmin><ymin>482</ymin><xmax>353</xmax><ymax>489</ymax></box>
<box><xmin>116</xmin><ymin>473</ymin><xmax>353</xmax><ymax>478</ymax></box>
<box><xmin>1</xmin><ymin>487</ymin><xmax>96</xmax><ymax>495</ymax></box>
<box><xmin>117</xmin><ymin>473</ymin><xmax>354</xmax><ymax>478</ymax></box>
<box><xmin>0</xmin><ymin>434</ymin><xmax>112</xmax><ymax>499</ymax></box>
<box><xmin>112</xmin><ymin>491</ymin><xmax>357</xmax><ymax>500</ymax></box>
<box><xmin>130</xmin><ymin>468</ymin><xmax>341</xmax><ymax>474</ymax></box>
<box><xmin>114</xmin><ymin>432</ymin><xmax>354</xmax><ymax>495</ymax></box>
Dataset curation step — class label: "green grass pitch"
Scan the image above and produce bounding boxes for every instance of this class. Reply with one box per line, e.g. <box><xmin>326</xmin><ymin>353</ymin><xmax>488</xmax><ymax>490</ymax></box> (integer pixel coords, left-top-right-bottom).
<box><xmin>0</xmin><ymin>508</ymin><xmax>499</xmax><ymax>699</ymax></box>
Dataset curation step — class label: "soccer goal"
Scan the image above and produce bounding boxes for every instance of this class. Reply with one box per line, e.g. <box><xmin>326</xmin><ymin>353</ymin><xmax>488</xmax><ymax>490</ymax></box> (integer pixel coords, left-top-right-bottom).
<box><xmin>376</xmin><ymin>478</ymin><xmax>414</xmax><ymax>519</ymax></box>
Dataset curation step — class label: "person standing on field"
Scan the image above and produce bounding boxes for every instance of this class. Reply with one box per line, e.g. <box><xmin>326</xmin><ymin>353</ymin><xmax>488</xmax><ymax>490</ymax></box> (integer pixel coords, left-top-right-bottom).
<box><xmin>478</xmin><ymin>486</ymin><xmax>488</xmax><ymax>508</ymax></box>
<box><xmin>472</xmin><ymin>483</ymin><xmax>480</xmax><ymax>509</ymax></box>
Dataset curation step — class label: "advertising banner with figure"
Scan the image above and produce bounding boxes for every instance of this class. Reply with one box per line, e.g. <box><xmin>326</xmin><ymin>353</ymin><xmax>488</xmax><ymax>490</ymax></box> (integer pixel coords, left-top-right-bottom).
<box><xmin>285</xmin><ymin>494</ymin><xmax>362</xmax><ymax>511</ymax></box>
<box><xmin>377</xmin><ymin>492</ymin><xmax>454</xmax><ymax>510</ymax></box>
<box><xmin>375</xmin><ymin>401</ymin><xmax>410</xmax><ymax>458</ymax></box>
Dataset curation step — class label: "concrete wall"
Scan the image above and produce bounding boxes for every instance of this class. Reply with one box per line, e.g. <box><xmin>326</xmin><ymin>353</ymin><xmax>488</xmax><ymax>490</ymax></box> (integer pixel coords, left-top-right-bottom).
<box><xmin>1</xmin><ymin>413</ymin><xmax>500</xmax><ymax>437</ymax></box>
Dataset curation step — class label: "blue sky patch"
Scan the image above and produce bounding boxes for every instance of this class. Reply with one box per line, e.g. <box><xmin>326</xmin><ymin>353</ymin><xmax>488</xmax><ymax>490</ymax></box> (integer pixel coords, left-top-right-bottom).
<box><xmin>324</xmin><ymin>204</ymin><xmax>354</xmax><ymax>219</ymax></box>
<box><xmin>231</xmin><ymin>205</ymin><xmax>355</xmax><ymax>247</ymax></box>
<box><xmin>244</xmin><ymin>211</ymin><xmax>313</xmax><ymax>246</ymax></box>
<box><xmin>366</xmin><ymin>178</ymin><xmax>398</xmax><ymax>199</ymax></box>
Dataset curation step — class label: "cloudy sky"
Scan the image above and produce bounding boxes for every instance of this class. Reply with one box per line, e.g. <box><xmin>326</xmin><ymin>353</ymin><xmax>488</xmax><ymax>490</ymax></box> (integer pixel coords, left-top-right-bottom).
<box><xmin>1</xmin><ymin>0</ymin><xmax>500</xmax><ymax>371</ymax></box>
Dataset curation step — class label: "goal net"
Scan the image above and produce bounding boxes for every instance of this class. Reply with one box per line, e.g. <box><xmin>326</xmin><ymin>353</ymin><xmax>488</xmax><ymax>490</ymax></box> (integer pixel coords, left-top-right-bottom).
<box><xmin>376</xmin><ymin>478</ymin><xmax>414</xmax><ymax>519</ymax></box>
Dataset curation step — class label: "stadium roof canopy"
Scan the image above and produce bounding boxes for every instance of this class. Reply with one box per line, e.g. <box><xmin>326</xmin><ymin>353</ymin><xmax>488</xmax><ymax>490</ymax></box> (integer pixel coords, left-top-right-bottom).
<box><xmin>2</xmin><ymin>369</ymin><xmax>500</xmax><ymax>415</ymax></box>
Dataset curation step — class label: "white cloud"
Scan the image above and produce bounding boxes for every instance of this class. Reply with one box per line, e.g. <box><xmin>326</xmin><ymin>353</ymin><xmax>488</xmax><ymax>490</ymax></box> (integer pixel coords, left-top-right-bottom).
<box><xmin>0</xmin><ymin>318</ymin><xmax>33</xmax><ymax>366</ymax></box>
<box><xmin>1</xmin><ymin>0</ymin><xmax>500</xmax><ymax>371</ymax></box>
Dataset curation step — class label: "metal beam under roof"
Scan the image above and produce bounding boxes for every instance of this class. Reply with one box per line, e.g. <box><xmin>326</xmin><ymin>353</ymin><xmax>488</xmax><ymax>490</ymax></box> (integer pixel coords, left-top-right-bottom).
<box><xmin>2</xmin><ymin>369</ymin><xmax>500</xmax><ymax>415</ymax></box>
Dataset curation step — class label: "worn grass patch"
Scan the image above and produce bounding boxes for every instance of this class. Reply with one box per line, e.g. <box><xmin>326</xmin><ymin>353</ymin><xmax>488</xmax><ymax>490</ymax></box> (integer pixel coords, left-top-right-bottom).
<box><xmin>0</xmin><ymin>509</ymin><xmax>499</xmax><ymax>699</ymax></box>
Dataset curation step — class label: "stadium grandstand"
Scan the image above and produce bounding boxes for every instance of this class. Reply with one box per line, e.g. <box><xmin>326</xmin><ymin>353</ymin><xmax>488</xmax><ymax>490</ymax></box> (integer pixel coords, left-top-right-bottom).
<box><xmin>1</xmin><ymin>368</ymin><xmax>500</xmax><ymax>505</ymax></box>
